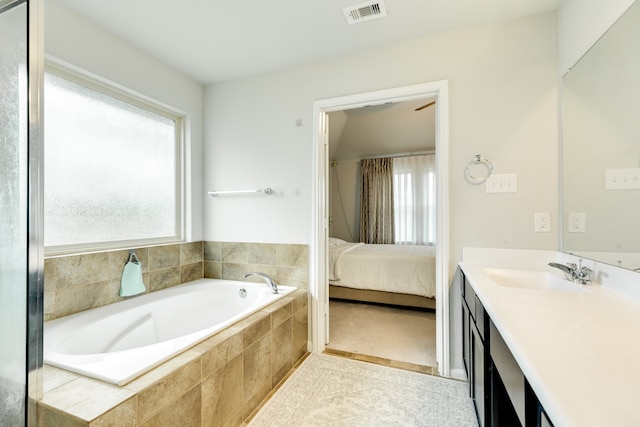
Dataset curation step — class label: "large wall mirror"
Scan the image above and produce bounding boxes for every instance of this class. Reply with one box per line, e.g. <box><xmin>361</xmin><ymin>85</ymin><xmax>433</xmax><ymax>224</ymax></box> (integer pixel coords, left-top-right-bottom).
<box><xmin>562</xmin><ymin>0</ymin><xmax>640</xmax><ymax>271</ymax></box>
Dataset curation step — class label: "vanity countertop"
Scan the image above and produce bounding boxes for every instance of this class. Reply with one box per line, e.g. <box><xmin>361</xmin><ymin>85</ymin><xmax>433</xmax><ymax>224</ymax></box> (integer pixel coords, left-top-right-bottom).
<box><xmin>459</xmin><ymin>248</ymin><xmax>640</xmax><ymax>427</ymax></box>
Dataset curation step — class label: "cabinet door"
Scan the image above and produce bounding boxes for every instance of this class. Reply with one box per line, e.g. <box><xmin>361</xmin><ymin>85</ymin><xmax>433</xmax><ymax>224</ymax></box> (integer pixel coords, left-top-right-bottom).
<box><xmin>464</xmin><ymin>275</ymin><xmax>476</xmax><ymax>319</ymax></box>
<box><xmin>471</xmin><ymin>322</ymin><xmax>486</xmax><ymax>426</ymax></box>
<box><xmin>462</xmin><ymin>299</ymin><xmax>470</xmax><ymax>378</ymax></box>
<box><xmin>475</xmin><ymin>295</ymin><xmax>485</xmax><ymax>341</ymax></box>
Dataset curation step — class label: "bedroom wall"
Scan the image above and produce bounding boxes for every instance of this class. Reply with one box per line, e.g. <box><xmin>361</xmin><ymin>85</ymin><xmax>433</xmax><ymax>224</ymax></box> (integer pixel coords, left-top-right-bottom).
<box><xmin>329</xmin><ymin>159</ymin><xmax>360</xmax><ymax>243</ymax></box>
<box><xmin>204</xmin><ymin>11</ymin><xmax>559</xmax><ymax>262</ymax></box>
<box><xmin>328</xmin><ymin>100</ymin><xmax>436</xmax><ymax>242</ymax></box>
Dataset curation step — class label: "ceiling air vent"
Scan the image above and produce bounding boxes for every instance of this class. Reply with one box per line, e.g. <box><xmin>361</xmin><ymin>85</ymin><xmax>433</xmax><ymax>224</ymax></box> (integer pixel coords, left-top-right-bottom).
<box><xmin>343</xmin><ymin>0</ymin><xmax>387</xmax><ymax>25</ymax></box>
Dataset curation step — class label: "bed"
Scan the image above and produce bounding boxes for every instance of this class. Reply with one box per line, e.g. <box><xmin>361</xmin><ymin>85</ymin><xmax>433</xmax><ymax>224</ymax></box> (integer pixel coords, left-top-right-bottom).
<box><xmin>328</xmin><ymin>237</ymin><xmax>436</xmax><ymax>309</ymax></box>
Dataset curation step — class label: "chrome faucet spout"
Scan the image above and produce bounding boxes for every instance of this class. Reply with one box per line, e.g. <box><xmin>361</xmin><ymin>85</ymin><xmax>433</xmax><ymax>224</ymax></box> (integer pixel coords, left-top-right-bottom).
<box><xmin>243</xmin><ymin>272</ymin><xmax>279</xmax><ymax>294</ymax></box>
<box><xmin>548</xmin><ymin>262</ymin><xmax>578</xmax><ymax>282</ymax></box>
<box><xmin>548</xmin><ymin>260</ymin><xmax>592</xmax><ymax>285</ymax></box>
<box><xmin>548</xmin><ymin>262</ymin><xmax>575</xmax><ymax>276</ymax></box>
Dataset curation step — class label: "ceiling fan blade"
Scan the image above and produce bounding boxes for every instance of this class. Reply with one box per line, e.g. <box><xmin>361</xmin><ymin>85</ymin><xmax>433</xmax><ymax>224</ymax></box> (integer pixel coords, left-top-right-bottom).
<box><xmin>415</xmin><ymin>101</ymin><xmax>436</xmax><ymax>111</ymax></box>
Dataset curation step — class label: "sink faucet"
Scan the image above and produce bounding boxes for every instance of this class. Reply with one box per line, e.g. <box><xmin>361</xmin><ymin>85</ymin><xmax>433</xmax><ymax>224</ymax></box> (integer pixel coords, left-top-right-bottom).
<box><xmin>548</xmin><ymin>262</ymin><xmax>577</xmax><ymax>280</ymax></box>
<box><xmin>243</xmin><ymin>272</ymin><xmax>279</xmax><ymax>294</ymax></box>
<box><xmin>548</xmin><ymin>259</ymin><xmax>592</xmax><ymax>285</ymax></box>
<box><xmin>575</xmin><ymin>261</ymin><xmax>593</xmax><ymax>285</ymax></box>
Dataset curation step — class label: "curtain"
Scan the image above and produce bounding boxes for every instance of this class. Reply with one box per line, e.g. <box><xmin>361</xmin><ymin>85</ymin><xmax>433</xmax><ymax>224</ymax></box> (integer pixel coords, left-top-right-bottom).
<box><xmin>393</xmin><ymin>154</ymin><xmax>436</xmax><ymax>245</ymax></box>
<box><xmin>359</xmin><ymin>158</ymin><xmax>395</xmax><ymax>244</ymax></box>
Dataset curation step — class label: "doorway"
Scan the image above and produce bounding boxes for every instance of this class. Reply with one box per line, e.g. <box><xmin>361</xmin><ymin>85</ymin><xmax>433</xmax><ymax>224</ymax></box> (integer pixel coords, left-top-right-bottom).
<box><xmin>310</xmin><ymin>81</ymin><xmax>451</xmax><ymax>377</ymax></box>
<box><xmin>325</xmin><ymin>99</ymin><xmax>436</xmax><ymax>369</ymax></box>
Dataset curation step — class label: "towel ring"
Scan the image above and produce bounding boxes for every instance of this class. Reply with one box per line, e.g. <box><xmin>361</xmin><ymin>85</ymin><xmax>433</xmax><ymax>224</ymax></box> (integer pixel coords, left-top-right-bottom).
<box><xmin>464</xmin><ymin>155</ymin><xmax>493</xmax><ymax>184</ymax></box>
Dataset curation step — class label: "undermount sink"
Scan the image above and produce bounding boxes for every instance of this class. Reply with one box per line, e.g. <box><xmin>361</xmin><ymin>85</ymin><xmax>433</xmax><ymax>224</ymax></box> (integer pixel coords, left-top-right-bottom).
<box><xmin>483</xmin><ymin>268</ymin><xmax>587</xmax><ymax>293</ymax></box>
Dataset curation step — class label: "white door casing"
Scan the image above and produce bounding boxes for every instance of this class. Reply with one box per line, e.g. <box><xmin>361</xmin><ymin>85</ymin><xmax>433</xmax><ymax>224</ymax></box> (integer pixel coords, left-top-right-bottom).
<box><xmin>310</xmin><ymin>80</ymin><xmax>451</xmax><ymax>376</ymax></box>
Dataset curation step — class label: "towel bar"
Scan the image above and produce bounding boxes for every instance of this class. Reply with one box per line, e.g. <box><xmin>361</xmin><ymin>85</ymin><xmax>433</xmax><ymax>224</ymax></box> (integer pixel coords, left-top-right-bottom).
<box><xmin>208</xmin><ymin>188</ymin><xmax>272</xmax><ymax>197</ymax></box>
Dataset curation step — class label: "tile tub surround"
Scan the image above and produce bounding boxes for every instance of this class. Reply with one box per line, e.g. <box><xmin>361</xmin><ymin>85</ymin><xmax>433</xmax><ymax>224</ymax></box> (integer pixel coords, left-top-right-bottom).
<box><xmin>204</xmin><ymin>242</ymin><xmax>309</xmax><ymax>291</ymax></box>
<box><xmin>44</xmin><ymin>242</ymin><xmax>205</xmax><ymax>321</ymax></box>
<box><xmin>44</xmin><ymin>242</ymin><xmax>309</xmax><ymax>321</ymax></box>
<box><xmin>38</xmin><ymin>289</ymin><xmax>309</xmax><ymax>426</ymax></box>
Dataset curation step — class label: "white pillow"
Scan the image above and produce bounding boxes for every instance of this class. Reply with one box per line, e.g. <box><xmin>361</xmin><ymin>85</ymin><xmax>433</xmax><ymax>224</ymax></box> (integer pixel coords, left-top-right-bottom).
<box><xmin>328</xmin><ymin>237</ymin><xmax>347</xmax><ymax>248</ymax></box>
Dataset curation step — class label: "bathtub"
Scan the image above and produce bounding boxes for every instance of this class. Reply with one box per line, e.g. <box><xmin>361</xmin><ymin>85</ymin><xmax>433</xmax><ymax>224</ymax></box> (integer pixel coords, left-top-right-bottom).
<box><xmin>44</xmin><ymin>278</ymin><xmax>295</xmax><ymax>385</ymax></box>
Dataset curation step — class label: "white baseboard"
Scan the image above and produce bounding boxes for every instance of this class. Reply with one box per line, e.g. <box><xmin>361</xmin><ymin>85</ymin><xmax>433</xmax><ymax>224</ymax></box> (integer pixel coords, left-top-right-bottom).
<box><xmin>449</xmin><ymin>368</ymin><xmax>467</xmax><ymax>381</ymax></box>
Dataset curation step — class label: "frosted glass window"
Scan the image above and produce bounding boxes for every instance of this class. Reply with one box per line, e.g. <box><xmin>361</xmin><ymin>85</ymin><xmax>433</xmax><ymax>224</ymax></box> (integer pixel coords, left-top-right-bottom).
<box><xmin>44</xmin><ymin>69</ymin><xmax>183</xmax><ymax>251</ymax></box>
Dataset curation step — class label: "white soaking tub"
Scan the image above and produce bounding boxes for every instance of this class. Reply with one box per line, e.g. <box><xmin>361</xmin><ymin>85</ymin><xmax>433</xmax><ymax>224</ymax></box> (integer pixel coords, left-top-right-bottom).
<box><xmin>44</xmin><ymin>278</ymin><xmax>295</xmax><ymax>385</ymax></box>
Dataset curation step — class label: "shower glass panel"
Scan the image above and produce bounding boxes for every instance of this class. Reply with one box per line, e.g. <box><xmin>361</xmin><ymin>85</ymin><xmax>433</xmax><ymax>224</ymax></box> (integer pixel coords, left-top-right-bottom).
<box><xmin>0</xmin><ymin>0</ymin><xmax>28</xmax><ymax>424</ymax></box>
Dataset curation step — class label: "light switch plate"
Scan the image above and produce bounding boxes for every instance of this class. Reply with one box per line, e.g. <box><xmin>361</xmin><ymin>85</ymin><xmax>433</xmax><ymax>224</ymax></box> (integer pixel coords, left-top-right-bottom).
<box><xmin>486</xmin><ymin>173</ymin><xmax>517</xmax><ymax>193</ymax></box>
<box><xmin>568</xmin><ymin>212</ymin><xmax>586</xmax><ymax>233</ymax></box>
<box><xmin>605</xmin><ymin>168</ymin><xmax>640</xmax><ymax>190</ymax></box>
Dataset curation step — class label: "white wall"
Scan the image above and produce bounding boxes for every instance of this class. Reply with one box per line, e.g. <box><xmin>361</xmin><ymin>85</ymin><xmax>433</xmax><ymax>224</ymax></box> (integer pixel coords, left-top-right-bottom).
<box><xmin>45</xmin><ymin>0</ymin><xmax>204</xmax><ymax>241</ymax></box>
<box><xmin>329</xmin><ymin>160</ymin><xmax>360</xmax><ymax>242</ymax></box>
<box><xmin>558</xmin><ymin>0</ymin><xmax>635</xmax><ymax>75</ymax></box>
<box><xmin>204</xmin><ymin>12</ymin><xmax>560</xmax><ymax>263</ymax></box>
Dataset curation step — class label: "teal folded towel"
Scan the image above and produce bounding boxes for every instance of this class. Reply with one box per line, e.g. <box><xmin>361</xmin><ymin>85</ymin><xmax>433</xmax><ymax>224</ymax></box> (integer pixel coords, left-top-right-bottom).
<box><xmin>120</xmin><ymin>252</ymin><xmax>146</xmax><ymax>297</ymax></box>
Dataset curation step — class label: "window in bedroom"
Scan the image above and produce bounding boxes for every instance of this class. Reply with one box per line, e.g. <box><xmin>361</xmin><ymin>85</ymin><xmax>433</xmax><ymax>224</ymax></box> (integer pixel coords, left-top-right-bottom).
<box><xmin>43</xmin><ymin>65</ymin><xmax>184</xmax><ymax>254</ymax></box>
<box><xmin>393</xmin><ymin>154</ymin><xmax>436</xmax><ymax>245</ymax></box>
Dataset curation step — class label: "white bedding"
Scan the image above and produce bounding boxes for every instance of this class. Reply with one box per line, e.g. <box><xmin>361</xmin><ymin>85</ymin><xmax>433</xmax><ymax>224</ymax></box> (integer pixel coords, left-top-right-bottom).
<box><xmin>328</xmin><ymin>241</ymin><xmax>436</xmax><ymax>298</ymax></box>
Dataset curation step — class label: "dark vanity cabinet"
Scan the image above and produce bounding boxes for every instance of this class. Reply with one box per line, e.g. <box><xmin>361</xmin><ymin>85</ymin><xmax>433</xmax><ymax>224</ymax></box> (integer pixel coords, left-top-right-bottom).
<box><xmin>461</xmin><ymin>272</ymin><xmax>554</xmax><ymax>427</ymax></box>
<box><xmin>462</xmin><ymin>274</ymin><xmax>490</xmax><ymax>426</ymax></box>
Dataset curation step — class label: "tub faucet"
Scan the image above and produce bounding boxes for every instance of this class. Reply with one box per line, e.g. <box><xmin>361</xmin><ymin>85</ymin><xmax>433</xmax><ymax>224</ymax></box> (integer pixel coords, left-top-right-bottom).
<box><xmin>243</xmin><ymin>272</ymin><xmax>279</xmax><ymax>294</ymax></box>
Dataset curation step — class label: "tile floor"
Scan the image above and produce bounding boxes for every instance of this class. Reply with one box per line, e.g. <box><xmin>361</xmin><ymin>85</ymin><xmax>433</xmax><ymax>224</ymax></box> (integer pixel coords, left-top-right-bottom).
<box><xmin>246</xmin><ymin>353</ymin><xmax>477</xmax><ymax>427</ymax></box>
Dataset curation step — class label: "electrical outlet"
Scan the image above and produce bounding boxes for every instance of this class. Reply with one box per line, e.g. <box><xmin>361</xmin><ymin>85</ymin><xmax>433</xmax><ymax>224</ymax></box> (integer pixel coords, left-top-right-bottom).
<box><xmin>534</xmin><ymin>212</ymin><xmax>551</xmax><ymax>232</ymax></box>
<box><xmin>568</xmin><ymin>212</ymin><xmax>586</xmax><ymax>233</ymax></box>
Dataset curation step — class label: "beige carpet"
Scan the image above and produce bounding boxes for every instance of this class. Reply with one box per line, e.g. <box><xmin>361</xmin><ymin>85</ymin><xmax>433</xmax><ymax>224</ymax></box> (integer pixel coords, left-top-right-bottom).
<box><xmin>247</xmin><ymin>353</ymin><xmax>477</xmax><ymax>427</ymax></box>
<box><xmin>327</xmin><ymin>300</ymin><xmax>437</xmax><ymax>367</ymax></box>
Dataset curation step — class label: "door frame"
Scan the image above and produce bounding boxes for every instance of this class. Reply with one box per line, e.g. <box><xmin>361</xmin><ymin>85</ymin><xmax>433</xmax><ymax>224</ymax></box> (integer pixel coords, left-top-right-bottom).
<box><xmin>310</xmin><ymin>80</ymin><xmax>451</xmax><ymax>376</ymax></box>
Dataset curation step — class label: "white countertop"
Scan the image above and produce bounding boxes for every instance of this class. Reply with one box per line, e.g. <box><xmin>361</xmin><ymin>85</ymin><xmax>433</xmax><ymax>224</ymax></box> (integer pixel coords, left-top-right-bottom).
<box><xmin>459</xmin><ymin>248</ymin><xmax>640</xmax><ymax>427</ymax></box>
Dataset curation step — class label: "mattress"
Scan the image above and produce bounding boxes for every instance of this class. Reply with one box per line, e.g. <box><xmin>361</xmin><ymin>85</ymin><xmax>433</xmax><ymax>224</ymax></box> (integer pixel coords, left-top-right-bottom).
<box><xmin>328</xmin><ymin>239</ymin><xmax>436</xmax><ymax>298</ymax></box>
